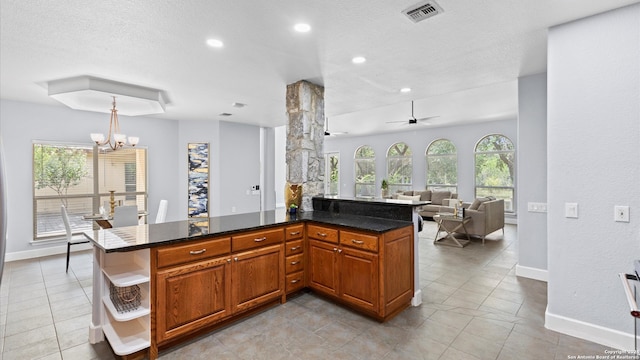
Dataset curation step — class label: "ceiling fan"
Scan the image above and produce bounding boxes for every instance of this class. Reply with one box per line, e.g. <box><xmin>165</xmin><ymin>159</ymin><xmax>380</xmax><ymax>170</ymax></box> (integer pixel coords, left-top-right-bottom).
<box><xmin>324</xmin><ymin>118</ymin><xmax>348</xmax><ymax>136</ymax></box>
<box><xmin>386</xmin><ymin>101</ymin><xmax>440</xmax><ymax>125</ymax></box>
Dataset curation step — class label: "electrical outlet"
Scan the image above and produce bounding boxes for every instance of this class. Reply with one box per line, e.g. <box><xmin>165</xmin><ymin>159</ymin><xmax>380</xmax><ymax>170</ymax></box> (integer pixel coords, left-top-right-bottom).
<box><xmin>614</xmin><ymin>205</ymin><xmax>630</xmax><ymax>222</ymax></box>
<box><xmin>565</xmin><ymin>203</ymin><xmax>578</xmax><ymax>218</ymax></box>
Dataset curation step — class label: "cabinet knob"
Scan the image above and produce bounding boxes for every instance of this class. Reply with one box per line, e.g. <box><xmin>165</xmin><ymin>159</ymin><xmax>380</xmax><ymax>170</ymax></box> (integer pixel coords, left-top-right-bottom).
<box><xmin>227</xmin><ymin>259</ymin><xmax>231</xmax><ymax>263</ymax></box>
<box><xmin>333</xmin><ymin>247</ymin><xmax>338</xmax><ymax>252</ymax></box>
<box><xmin>234</xmin><ymin>257</ymin><xmax>239</xmax><ymax>262</ymax></box>
<box><xmin>338</xmin><ymin>249</ymin><xmax>343</xmax><ymax>253</ymax></box>
<box><xmin>189</xmin><ymin>249</ymin><xmax>207</xmax><ymax>255</ymax></box>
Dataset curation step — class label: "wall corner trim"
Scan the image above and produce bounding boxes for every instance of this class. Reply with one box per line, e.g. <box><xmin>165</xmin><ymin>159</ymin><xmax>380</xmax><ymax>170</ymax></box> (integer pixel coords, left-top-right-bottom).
<box><xmin>515</xmin><ymin>264</ymin><xmax>548</xmax><ymax>282</ymax></box>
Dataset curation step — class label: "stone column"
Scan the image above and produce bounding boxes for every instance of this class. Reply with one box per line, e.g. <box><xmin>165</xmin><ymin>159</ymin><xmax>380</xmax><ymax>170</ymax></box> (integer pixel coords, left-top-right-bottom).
<box><xmin>285</xmin><ymin>80</ymin><xmax>324</xmax><ymax>211</ymax></box>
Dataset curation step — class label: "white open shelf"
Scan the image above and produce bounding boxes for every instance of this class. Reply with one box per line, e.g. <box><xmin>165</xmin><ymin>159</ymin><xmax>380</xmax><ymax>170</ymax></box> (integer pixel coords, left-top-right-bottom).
<box><xmin>102</xmin><ymin>262</ymin><xmax>149</xmax><ymax>287</ymax></box>
<box><xmin>102</xmin><ymin>316</ymin><xmax>150</xmax><ymax>356</ymax></box>
<box><xmin>102</xmin><ymin>286</ymin><xmax>150</xmax><ymax>322</ymax></box>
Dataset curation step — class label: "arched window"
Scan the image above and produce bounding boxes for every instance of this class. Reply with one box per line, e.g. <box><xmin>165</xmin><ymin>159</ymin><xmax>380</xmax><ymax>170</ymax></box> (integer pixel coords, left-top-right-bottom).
<box><xmin>474</xmin><ymin>134</ymin><xmax>515</xmax><ymax>212</ymax></box>
<box><xmin>386</xmin><ymin>142</ymin><xmax>412</xmax><ymax>194</ymax></box>
<box><xmin>354</xmin><ymin>145</ymin><xmax>375</xmax><ymax>198</ymax></box>
<box><xmin>426</xmin><ymin>139</ymin><xmax>457</xmax><ymax>193</ymax></box>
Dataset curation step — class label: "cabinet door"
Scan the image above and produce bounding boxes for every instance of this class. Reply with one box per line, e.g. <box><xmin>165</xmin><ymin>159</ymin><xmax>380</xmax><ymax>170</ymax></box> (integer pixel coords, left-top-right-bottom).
<box><xmin>231</xmin><ymin>244</ymin><xmax>284</xmax><ymax>313</ymax></box>
<box><xmin>339</xmin><ymin>247</ymin><xmax>379</xmax><ymax>313</ymax></box>
<box><xmin>308</xmin><ymin>239</ymin><xmax>339</xmax><ymax>296</ymax></box>
<box><xmin>156</xmin><ymin>256</ymin><xmax>231</xmax><ymax>343</ymax></box>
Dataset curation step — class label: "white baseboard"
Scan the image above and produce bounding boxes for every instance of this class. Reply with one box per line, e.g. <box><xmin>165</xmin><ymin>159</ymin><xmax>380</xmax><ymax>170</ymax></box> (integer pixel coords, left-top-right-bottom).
<box><xmin>516</xmin><ymin>264</ymin><xmax>548</xmax><ymax>282</ymax></box>
<box><xmin>5</xmin><ymin>242</ymin><xmax>92</xmax><ymax>262</ymax></box>
<box><xmin>545</xmin><ymin>308</ymin><xmax>640</xmax><ymax>350</ymax></box>
<box><xmin>412</xmin><ymin>289</ymin><xmax>423</xmax><ymax>307</ymax></box>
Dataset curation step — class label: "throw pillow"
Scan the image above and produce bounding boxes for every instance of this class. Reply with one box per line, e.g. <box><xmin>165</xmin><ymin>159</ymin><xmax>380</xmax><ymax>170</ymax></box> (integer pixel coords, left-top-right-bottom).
<box><xmin>397</xmin><ymin>194</ymin><xmax>421</xmax><ymax>201</ymax></box>
<box><xmin>430</xmin><ymin>191</ymin><xmax>451</xmax><ymax>205</ymax></box>
<box><xmin>469</xmin><ymin>198</ymin><xmax>483</xmax><ymax>210</ymax></box>
<box><xmin>415</xmin><ymin>190</ymin><xmax>431</xmax><ymax>201</ymax></box>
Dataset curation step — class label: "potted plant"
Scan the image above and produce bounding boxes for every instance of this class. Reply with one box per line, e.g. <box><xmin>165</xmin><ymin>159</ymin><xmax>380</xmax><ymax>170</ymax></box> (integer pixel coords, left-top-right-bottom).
<box><xmin>381</xmin><ymin>179</ymin><xmax>389</xmax><ymax>198</ymax></box>
<box><xmin>289</xmin><ymin>203</ymin><xmax>298</xmax><ymax>214</ymax></box>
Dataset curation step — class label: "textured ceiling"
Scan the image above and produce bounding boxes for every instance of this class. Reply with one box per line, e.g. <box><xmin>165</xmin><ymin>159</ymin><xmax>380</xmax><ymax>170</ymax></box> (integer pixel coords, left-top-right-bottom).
<box><xmin>1</xmin><ymin>0</ymin><xmax>638</xmax><ymax>136</ymax></box>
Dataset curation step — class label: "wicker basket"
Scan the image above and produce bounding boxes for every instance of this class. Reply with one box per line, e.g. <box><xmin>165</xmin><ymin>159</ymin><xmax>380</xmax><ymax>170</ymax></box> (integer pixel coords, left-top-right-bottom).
<box><xmin>109</xmin><ymin>282</ymin><xmax>141</xmax><ymax>313</ymax></box>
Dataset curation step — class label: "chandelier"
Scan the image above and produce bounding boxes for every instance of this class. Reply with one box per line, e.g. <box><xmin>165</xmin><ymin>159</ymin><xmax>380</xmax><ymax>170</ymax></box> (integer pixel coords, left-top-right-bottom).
<box><xmin>90</xmin><ymin>97</ymin><xmax>139</xmax><ymax>150</ymax></box>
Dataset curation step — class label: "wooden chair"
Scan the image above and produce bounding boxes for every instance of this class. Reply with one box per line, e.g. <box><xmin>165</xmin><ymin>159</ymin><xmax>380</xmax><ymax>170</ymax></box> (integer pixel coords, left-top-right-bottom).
<box><xmin>112</xmin><ymin>205</ymin><xmax>139</xmax><ymax>227</ymax></box>
<box><xmin>61</xmin><ymin>205</ymin><xmax>89</xmax><ymax>273</ymax></box>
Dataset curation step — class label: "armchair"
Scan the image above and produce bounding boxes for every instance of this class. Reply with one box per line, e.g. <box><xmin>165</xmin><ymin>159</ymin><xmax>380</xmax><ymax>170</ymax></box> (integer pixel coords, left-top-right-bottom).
<box><xmin>461</xmin><ymin>198</ymin><xmax>505</xmax><ymax>244</ymax></box>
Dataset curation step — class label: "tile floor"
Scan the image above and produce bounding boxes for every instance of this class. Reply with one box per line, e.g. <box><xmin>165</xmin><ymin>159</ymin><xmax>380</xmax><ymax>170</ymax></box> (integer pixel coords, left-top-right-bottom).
<box><xmin>0</xmin><ymin>221</ymin><xmax>616</xmax><ymax>359</ymax></box>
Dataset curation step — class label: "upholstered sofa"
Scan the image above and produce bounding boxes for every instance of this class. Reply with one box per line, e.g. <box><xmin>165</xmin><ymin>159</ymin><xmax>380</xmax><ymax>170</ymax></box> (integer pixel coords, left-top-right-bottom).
<box><xmin>445</xmin><ymin>198</ymin><xmax>505</xmax><ymax>244</ymax></box>
<box><xmin>392</xmin><ymin>190</ymin><xmax>458</xmax><ymax>218</ymax></box>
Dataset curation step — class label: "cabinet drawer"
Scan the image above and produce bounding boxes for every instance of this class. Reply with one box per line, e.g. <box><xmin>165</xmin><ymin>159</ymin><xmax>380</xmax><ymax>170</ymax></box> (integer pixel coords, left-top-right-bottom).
<box><xmin>286</xmin><ymin>240</ymin><xmax>304</xmax><ymax>256</ymax></box>
<box><xmin>157</xmin><ymin>237</ymin><xmax>231</xmax><ymax>268</ymax></box>
<box><xmin>307</xmin><ymin>224</ymin><xmax>338</xmax><ymax>243</ymax></box>
<box><xmin>340</xmin><ymin>230</ymin><xmax>378</xmax><ymax>252</ymax></box>
<box><xmin>285</xmin><ymin>253</ymin><xmax>304</xmax><ymax>274</ymax></box>
<box><xmin>232</xmin><ymin>228</ymin><xmax>284</xmax><ymax>252</ymax></box>
<box><xmin>285</xmin><ymin>225</ymin><xmax>304</xmax><ymax>240</ymax></box>
<box><xmin>286</xmin><ymin>271</ymin><xmax>305</xmax><ymax>293</ymax></box>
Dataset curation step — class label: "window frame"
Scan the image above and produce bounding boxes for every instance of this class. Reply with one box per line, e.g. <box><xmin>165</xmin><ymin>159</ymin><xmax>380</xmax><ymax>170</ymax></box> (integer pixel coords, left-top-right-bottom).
<box><xmin>324</xmin><ymin>152</ymin><xmax>340</xmax><ymax>196</ymax></box>
<box><xmin>386</xmin><ymin>142</ymin><xmax>413</xmax><ymax>194</ymax></box>
<box><xmin>32</xmin><ymin>141</ymin><xmax>148</xmax><ymax>241</ymax></box>
<box><xmin>354</xmin><ymin>145</ymin><xmax>376</xmax><ymax>198</ymax></box>
<box><xmin>474</xmin><ymin>134</ymin><xmax>516</xmax><ymax>213</ymax></box>
<box><xmin>425</xmin><ymin>138</ymin><xmax>458</xmax><ymax>193</ymax></box>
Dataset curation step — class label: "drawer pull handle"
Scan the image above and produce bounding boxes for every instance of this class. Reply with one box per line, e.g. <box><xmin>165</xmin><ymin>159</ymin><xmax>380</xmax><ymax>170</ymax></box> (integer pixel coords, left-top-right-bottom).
<box><xmin>290</xmin><ymin>261</ymin><xmax>300</xmax><ymax>265</ymax></box>
<box><xmin>290</xmin><ymin>279</ymin><xmax>300</xmax><ymax>284</ymax></box>
<box><xmin>254</xmin><ymin>237</ymin><xmax>267</xmax><ymax>242</ymax></box>
<box><xmin>189</xmin><ymin>249</ymin><xmax>207</xmax><ymax>255</ymax></box>
<box><xmin>317</xmin><ymin>232</ymin><xmax>327</xmax><ymax>237</ymax></box>
<box><xmin>290</xmin><ymin>231</ymin><xmax>300</xmax><ymax>235</ymax></box>
<box><xmin>290</xmin><ymin>246</ymin><xmax>301</xmax><ymax>251</ymax></box>
<box><xmin>351</xmin><ymin>239</ymin><xmax>364</xmax><ymax>245</ymax></box>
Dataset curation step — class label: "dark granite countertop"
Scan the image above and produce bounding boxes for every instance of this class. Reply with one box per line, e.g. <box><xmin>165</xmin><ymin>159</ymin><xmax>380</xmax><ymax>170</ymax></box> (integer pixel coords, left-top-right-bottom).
<box><xmin>84</xmin><ymin>210</ymin><xmax>412</xmax><ymax>253</ymax></box>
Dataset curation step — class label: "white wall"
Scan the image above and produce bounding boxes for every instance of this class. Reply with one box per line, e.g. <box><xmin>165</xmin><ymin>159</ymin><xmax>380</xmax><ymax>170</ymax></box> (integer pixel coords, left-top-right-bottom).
<box><xmin>516</xmin><ymin>73</ymin><xmax>548</xmax><ymax>280</ymax></box>
<box><xmin>546</xmin><ymin>4</ymin><xmax>640</xmax><ymax>349</ymax></box>
<box><xmin>0</xmin><ymin>99</ymin><xmax>180</xmax><ymax>255</ymax></box>
<box><xmin>324</xmin><ymin>119</ymin><xmax>517</xmax><ymax>203</ymax></box>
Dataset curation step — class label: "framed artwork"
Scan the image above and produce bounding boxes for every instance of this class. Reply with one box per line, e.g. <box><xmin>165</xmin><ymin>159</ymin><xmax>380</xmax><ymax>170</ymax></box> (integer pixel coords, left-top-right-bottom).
<box><xmin>188</xmin><ymin>143</ymin><xmax>209</xmax><ymax>218</ymax></box>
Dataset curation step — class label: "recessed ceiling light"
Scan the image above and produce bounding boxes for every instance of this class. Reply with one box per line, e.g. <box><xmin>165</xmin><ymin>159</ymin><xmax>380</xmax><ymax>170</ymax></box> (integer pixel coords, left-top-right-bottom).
<box><xmin>294</xmin><ymin>23</ymin><xmax>311</xmax><ymax>33</ymax></box>
<box><xmin>352</xmin><ymin>56</ymin><xmax>366</xmax><ymax>64</ymax></box>
<box><xmin>206</xmin><ymin>39</ymin><xmax>224</xmax><ymax>48</ymax></box>
<box><xmin>231</xmin><ymin>102</ymin><xmax>246</xmax><ymax>108</ymax></box>
<box><xmin>400</xmin><ymin>87</ymin><xmax>412</xmax><ymax>93</ymax></box>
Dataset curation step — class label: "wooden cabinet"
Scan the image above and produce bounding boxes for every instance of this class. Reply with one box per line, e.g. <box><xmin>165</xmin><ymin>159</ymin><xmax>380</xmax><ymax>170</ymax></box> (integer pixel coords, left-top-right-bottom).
<box><xmin>231</xmin><ymin>244</ymin><xmax>284</xmax><ymax>312</ymax></box>
<box><xmin>152</xmin><ymin>230</ymin><xmax>285</xmax><ymax>348</ymax></box>
<box><xmin>156</xmin><ymin>255</ymin><xmax>231</xmax><ymax>343</ymax></box>
<box><xmin>284</xmin><ymin>224</ymin><xmax>305</xmax><ymax>294</ymax></box>
<box><xmin>307</xmin><ymin>223</ymin><xmax>413</xmax><ymax>320</ymax></box>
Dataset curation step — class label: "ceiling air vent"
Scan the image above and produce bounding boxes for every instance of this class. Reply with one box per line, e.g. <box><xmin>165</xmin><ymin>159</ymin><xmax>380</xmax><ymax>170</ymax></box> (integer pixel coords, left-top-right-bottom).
<box><xmin>402</xmin><ymin>1</ymin><xmax>443</xmax><ymax>23</ymax></box>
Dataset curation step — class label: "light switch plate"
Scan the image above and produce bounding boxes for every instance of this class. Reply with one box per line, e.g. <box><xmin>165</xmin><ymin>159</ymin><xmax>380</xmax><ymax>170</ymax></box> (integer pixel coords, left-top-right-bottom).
<box><xmin>565</xmin><ymin>203</ymin><xmax>578</xmax><ymax>218</ymax></box>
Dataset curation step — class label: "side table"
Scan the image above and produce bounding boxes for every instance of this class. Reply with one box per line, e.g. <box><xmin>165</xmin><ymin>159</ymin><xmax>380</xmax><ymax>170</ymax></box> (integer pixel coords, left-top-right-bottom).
<box><xmin>433</xmin><ymin>213</ymin><xmax>471</xmax><ymax>248</ymax></box>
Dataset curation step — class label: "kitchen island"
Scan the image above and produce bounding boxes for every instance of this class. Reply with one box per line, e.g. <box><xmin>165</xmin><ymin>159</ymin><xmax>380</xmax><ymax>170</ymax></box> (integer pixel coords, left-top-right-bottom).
<box><xmin>84</xmin><ymin>207</ymin><xmax>418</xmax><ymax>359</ymax></box>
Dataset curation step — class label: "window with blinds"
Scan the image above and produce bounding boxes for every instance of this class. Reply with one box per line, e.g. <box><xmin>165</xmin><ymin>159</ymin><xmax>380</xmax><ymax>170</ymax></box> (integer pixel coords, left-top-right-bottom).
<box><xmin>33</xmin><ymin>142</ymin><xmax>147</xmax><ymax>240</ymax></box>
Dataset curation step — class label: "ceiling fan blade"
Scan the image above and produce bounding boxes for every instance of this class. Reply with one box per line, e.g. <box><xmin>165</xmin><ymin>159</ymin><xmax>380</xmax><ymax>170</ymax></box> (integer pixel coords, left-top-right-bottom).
<box><xmin>415</xmin><ymin>115</ymin><xmax>441</xmax><ymax>122</ymax></box>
